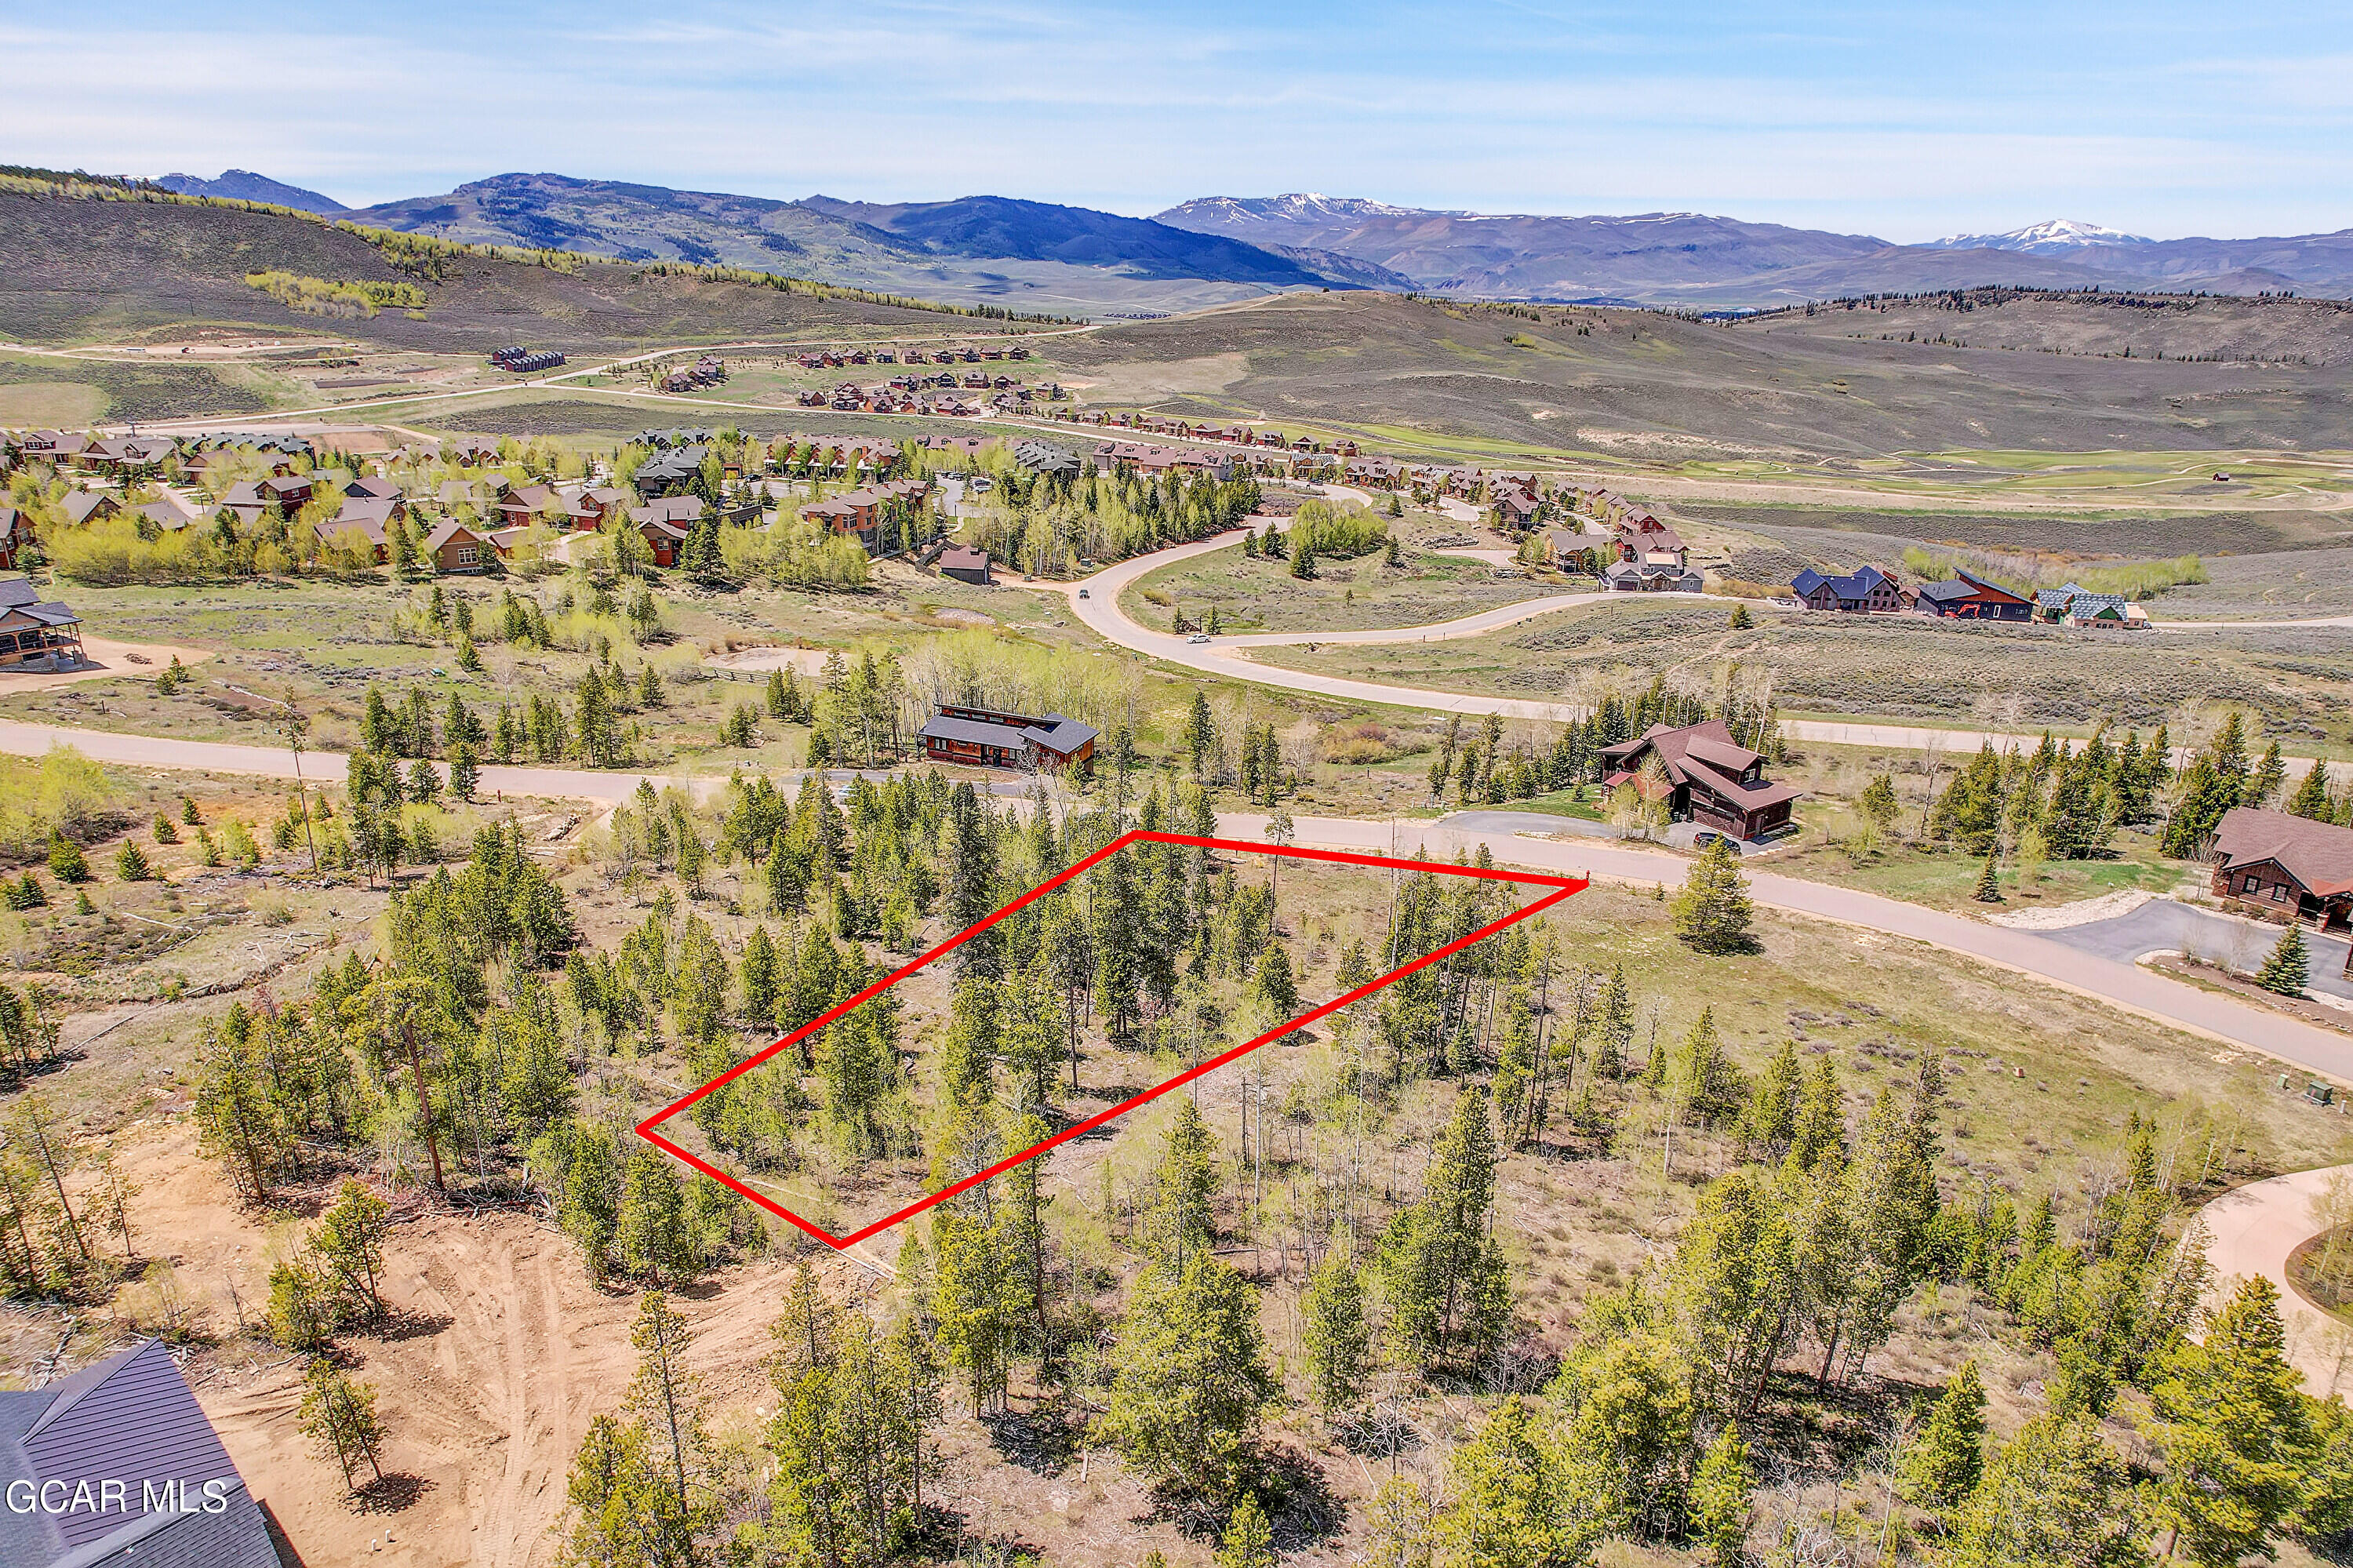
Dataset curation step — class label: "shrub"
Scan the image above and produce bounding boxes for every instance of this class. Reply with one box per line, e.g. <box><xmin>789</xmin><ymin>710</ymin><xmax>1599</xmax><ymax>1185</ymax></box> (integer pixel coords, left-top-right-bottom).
<box><xmin>0</xmin><ymin>748</ymin><xmax>115</xmax><ymax>860</ymax></box>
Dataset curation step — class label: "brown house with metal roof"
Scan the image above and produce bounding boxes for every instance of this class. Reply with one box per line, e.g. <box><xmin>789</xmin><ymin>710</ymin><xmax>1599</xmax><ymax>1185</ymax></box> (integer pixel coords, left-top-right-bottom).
<box><xmin>918</xmin><ymin>704</ymin><xmax>1097</xmax><ymax>771</ymax></box>
<box><xmin>1598</xmin><ymin>720</ymin><xmax>1800</xmax><ymax>841</ymax></box>
<box><xmin>2211</xmin><ymin>807</ymin><xmax>2353</xmax><ymax>938</ymax></box>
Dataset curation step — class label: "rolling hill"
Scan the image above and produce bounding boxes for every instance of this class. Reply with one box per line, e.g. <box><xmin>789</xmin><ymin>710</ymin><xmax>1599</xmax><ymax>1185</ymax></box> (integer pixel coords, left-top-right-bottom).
<box><xmin>154</xmin><ymin>169</ymin><xmax>347</xmax><ymax>214</ymax></box>
<box><xmin>0</xmin><ymin>191</ymin><xmax>989</xmax><ymax>352</ymax></box>
<box><xmin>344</xmin><ymin>174</ymin><xmax>1358</xmax><ymax>317</ymax></box>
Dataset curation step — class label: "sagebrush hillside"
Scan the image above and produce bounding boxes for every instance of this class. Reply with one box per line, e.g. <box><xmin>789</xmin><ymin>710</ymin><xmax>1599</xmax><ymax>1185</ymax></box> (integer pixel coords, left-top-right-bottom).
<box><xmin>1053</xmin><ymin>289</ymin><xmax>2353</xmax><ymax>460</ymax></box>
<box><xmin>0</xmin><ymin>194</ymin><xmax>998</xmax><ymax>351</ymax></box>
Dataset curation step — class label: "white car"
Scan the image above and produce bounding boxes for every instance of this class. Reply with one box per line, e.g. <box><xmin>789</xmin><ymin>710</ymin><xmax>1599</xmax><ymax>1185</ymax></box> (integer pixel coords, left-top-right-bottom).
<box><xmin>1187</xmin><ymin>632</ymin><xmax>1211</xmax><ymax>644</ymax></box>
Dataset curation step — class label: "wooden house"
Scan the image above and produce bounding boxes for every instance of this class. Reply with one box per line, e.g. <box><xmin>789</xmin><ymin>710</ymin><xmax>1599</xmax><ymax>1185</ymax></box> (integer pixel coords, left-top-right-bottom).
<box><xmin>2210</xmin><ymin>808</ymin><xmax>2353</xmax><ymax>939</ymax></box>
<box><xmin>1598</xmin><ymin>720</ymin><xmax>1799</xmax><ymax>841</ymax></box>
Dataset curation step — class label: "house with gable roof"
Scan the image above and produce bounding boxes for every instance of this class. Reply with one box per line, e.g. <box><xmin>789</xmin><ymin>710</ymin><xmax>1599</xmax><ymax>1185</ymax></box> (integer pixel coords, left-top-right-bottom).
<box><xmin>1597</xmin><ymin>719</ymin><xmax>1801</xmax><ymax>840</ymax></box>
<box><xmin>1910</xmin><ymin>569</ymin><xmax>2034</xmax><ymax>622</ymax></box>
<box><xmin>1791</xmin><ymin>564</ymin><xmax>1907</xmax><ymax>613</ymax></box>
<box><xmin>2210</xmin><ymin>807</ymin><xmax>2353</xmax><ymax>944</ymax></box>
<box><xmin>0</xmin><ymin>1337</ymin><xmax>278</xmax><ymax>1567</ymax></box>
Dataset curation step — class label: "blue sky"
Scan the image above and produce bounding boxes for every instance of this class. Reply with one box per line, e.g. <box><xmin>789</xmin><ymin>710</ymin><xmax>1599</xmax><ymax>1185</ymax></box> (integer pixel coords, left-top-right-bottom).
<box><xmin>4</xmin><ymin>1</ymin><xmax>2347</xmax><ymax>241</ymax></box>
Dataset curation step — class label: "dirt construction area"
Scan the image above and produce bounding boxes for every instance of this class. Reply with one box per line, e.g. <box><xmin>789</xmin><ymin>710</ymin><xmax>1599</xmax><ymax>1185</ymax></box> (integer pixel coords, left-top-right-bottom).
<box><xmin>82</xmin><ymin>1126</ymin><xmax>806</xmax><ymax>1568</ymax></box>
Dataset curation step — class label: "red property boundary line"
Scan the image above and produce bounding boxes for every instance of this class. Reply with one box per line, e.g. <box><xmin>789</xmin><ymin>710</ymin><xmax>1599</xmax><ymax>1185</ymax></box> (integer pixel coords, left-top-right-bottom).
<box><xmin>636</xmin><ymin>830</ymin><xmax>1586</xmax><ymax>1250</ymax></box>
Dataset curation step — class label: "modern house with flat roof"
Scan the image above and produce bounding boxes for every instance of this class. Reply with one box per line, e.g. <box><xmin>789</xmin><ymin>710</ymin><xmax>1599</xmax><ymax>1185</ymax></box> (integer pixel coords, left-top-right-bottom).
<box><xmin>0</xmin><ymin>1338</ymin><xmax>278</xmax><ymax>1567</ymax></box>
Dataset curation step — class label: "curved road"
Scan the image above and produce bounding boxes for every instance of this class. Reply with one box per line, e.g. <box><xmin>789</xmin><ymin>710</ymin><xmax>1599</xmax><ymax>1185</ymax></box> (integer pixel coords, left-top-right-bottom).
<box><xmin>1035</xmin><ymin>527</ymin><xmax>2353</xmax><ymax>758</ymax></box>
<box><xmin>2198</xmin><ymin>1164</ymin><xmax>2353</xmax><ymax>1396</ymax></box>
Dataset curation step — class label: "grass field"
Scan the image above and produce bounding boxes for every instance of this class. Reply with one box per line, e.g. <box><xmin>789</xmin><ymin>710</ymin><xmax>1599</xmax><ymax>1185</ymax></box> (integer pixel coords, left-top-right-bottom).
<box><xmin>1248</xmin><ymin>595</ymin><xmax>2353</xmax><ymax>741</ymax></box>
<box><xmin>1121</xmin><ymin>539</ymin><xmax>1565</xmax><ymax>634</ymax></box>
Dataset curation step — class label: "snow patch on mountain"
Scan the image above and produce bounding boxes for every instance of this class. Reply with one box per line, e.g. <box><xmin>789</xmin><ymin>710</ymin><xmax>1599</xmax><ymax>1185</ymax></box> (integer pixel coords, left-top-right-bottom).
<box><xmin>1929</xmin><ymin>219</ymin><xmax>2155</xmax><ymax>254</ymax></box>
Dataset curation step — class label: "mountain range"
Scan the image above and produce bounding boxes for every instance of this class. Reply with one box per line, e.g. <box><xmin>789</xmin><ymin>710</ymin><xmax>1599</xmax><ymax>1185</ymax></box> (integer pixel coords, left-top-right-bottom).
<box><xmin>145</xmin><ymin>169</ymin><xmax>2353</xmax><ymax>314</ymax></box>
<box><xmin>1150</xmin><ymin>195</ymin><xmax>2353</xmax><ymax>307</ymax></box>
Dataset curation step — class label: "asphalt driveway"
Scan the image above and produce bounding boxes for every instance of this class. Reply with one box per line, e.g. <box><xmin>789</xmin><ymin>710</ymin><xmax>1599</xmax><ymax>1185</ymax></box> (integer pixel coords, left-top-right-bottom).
<box><xmin>2040</xmin><ymin>900</ymin><xmax>2353</xmax><ymax>1003</ymax></box>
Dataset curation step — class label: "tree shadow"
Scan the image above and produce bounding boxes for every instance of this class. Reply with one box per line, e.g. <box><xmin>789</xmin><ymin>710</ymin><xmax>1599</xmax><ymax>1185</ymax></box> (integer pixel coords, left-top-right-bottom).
<box><xmin>349</xmin><ymin>1472</ymin><xmax>433</xmax><ymax>1513</ymax></box>
<box><xmin>1141</xmin><ymin>1446</ymin><xmax>1344</xmax><ymax>1550</ymax></box>
<box><xmin>980</xmin><ymin>1403</ymin><xmax>1081</xmax><ymax>1475</ymax></box>
<box><xmin>364</xmin><ymin>1305</ymin><xmax>454</xmax><ymax>1344</ymax></box>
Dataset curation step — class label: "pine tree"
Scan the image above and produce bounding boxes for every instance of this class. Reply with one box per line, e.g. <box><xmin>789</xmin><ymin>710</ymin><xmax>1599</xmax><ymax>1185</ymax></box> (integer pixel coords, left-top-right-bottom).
<box><xmin>312</xmin><ymin>1179</ymin><xmax>392</xmax><ymax>1325</ymax></box>
<box><xmin>266</xmin><ymin>1257</ymin><xmax>336</xmax><ymax>1351</ymax></box>
<box><xmin>2145</xmin><ymin>1275</ymin><xmax>2315</xmax><ymax>1567</ymax></box>
<box><xmin>2286</xmin><ymin>759</ymin><xmax>2333</xmax><ymax>820</ymax></box>
<box><xmin>151</xmin><ymin>811</ymin><xmax>179</xmax><ymax>845</ymax></box>
<box><xmin>1689</xmin><ymin>1423</ymin><xmax>1755</xmax><ymax>1566</ymax></box>
<box><xmin>1904</xmin><ymin>1359</ymin><xmax>1988</xmax><ymax>1510</ymax></box>
<box><xmin>1859</xmin><ymin>773</ymin><xmax>1900</xmax><ymax>833</ymax></box>
<box><xmin>1379</xmin><ymin>1086</ymin><xmax>1511</xmax><ymax>1371</ymax></box>
<box><xmin>616</xmin><ymin>1144</ymin><xmax>693</xmax><ymax>1285</ymax></box>
<box><xmin>2249</xmin><ymin>740</ymin><xmax>2287</xmax><ymax>808</ymax></box>
<box><xmin>1103</xmin><ymin>1251</ymin><xmax>1278</xmax><ymax>1501</ymax></box>
<box><xmin>740</xmin><ymin>926</ymin><xmax>779</xmax><ymax>1022</ymax></box>
<box><xmin>2256</xmin><ymin>922</ymin><xmax>2309</xmax><ymax>996</ymax></box>
<box><xmin>1728</xmin><ymin>602</ymin><xmax>1755</xmax><ymax>629</ymax></box>
<box><xmin>1974</xmin><ymin>848</ymin><xmax>2002</xmax><ymax>902</ymax></box>
<box><xmin>1432</xmin><ymin>1396</ymin><xmax>1564</xmax><ymax>1568</ymax></box>
<box><xmin>45</xmin><ymin>831</ymin><xmax>88</xmax><ymax>884</ymax></box>
<box><xmin>297</xmin><ymin>1359</ymin><xmax>386</xmax><ymax>1494</ymax></box>
<box><xmin>1217</xmin><ymin>1493</ymin><xmax>1276</xmax><ymax>1568</ymax></box>
<box><xmin>1671</xmin><ymin>837</ymin><xmax>1754</xmax><ymax>953</ymax></box>
<box><xmin>114</xmin><ymin>840</ymin><xmax>152</xmax><ymax>881</ymax></box>
<box><xmin>1940</xmin><ymin>1414</ymin><xmax>2144</xmax><ymax>1568</ymax></box>
<box><xmin>1300</xmin><ymin>1250</ymin><xmax>1371</xmax><ymax>1414</ymax></box>
<box><xmin>1144</xmin><ymin>1099</ymin><xmax>1218</xmax><ymax>1265</ymax></box>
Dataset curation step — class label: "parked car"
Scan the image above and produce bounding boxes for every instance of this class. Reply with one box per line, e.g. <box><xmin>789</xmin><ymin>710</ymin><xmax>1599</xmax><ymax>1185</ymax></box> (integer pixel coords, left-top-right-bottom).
<box><xmin>1187</xmin><ymin>632</ymin><xmax>1210</xmax><ymax>644</ymax></box>
<box><xmin>1077</xmin><ymin>588</ymin><xmax>1089</xmax><ymax>598</ymax></box>
<box><xmin>1693</xmin><ymin>830</ymin><xmax>1726</xmax><ymax>849</ymax></box>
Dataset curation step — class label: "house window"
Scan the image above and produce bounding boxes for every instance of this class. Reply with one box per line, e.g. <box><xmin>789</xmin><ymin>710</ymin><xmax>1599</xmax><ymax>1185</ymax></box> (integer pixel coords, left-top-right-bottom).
<box><xmin>456</xmin><ymin>545</ymin><xmax>479</xmax><ymax>566</ymax></box>
<box><xmin>2274</xmin><ymin>883</ymin><xmax>2291</xmax><ymax>903</ymax></box>
<box><xmin>2242</xmin><ymin>875</ymin><xmax>2260</xmax><ymax>895</ymax></box>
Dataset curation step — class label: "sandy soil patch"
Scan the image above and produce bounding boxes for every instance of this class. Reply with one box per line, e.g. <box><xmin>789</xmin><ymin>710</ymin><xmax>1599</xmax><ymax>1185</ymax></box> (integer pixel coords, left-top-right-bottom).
<box><xmin>702</xmin><ymin>644</ymin><xmax>832</xmax><ymax>677</ymax></box>
<box><xmin>0</xmin><ymin>635</ymin><xmax>216</xmax><ymax>691</ymax></box>
<box><xmin>100</xmin><ymin>1124</ymin><xmax>822</xmax><ymax>1568</ymax></box>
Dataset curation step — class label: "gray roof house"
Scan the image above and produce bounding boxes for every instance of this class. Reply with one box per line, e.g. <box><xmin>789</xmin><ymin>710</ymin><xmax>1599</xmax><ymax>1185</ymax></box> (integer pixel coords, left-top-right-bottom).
<box><xmin>0</xmin><ymin>1338</ymin><xmax>278</xmax><ymax>1567</ymax></box>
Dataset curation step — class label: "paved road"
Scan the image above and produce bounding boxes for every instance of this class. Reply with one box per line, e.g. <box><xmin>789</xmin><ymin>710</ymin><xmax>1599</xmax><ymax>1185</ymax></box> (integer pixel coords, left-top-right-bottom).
<box><xmin>1035</xmin><ymin>535</ymin><xmax>2335</xmax><ymax>761</ymax></box>
<box><xmin>2041</xmin><ymin>900</ymin><xmax>2353</xmax><ymax>1003</ymax></box>
<box><xmin>5</xmin><ymin>708</ymin><xmax>2351</xmax><ymax>1091</ymax></box>
<box><xmin>2199</xmin><ymin>1165</ymin><xmax>2353</xmax><ymax>1397</ymax></box>
<box><xmin>1218</xmin><ymin>810</ymin><xmax>2353</xmax><ymax>1086</ymax></box>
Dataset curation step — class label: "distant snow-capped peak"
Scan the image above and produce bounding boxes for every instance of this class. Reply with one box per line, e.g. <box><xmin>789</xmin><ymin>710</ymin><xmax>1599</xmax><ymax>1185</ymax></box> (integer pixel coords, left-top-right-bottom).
<box><xmin>1929</xmin><ymin>218</ymin><xmax>2154</xmax><ymax>254</ymax></box>
<box><xmin>1169</xmin><ymin>193</ymin><xmax>1449</xmax><ymax>223</ymax></box>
